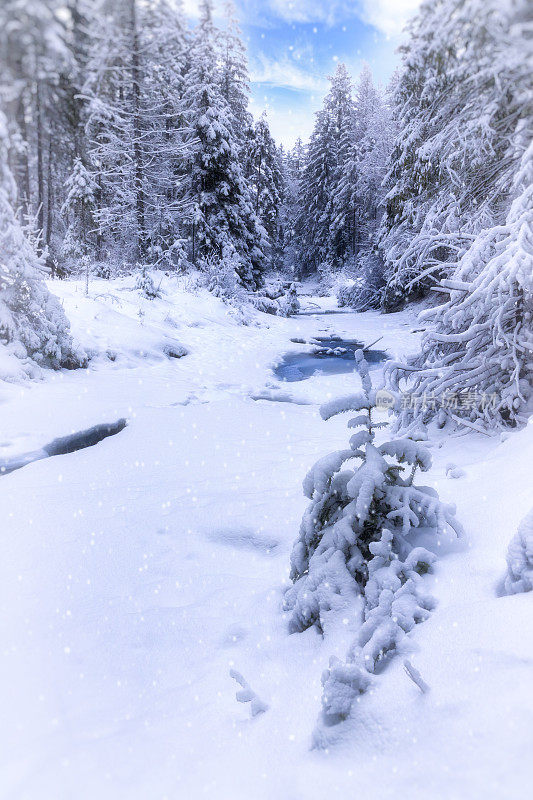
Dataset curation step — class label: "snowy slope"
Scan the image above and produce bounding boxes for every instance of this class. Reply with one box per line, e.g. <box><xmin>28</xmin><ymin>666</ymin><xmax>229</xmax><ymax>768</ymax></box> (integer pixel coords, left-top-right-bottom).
<box><xmin>0</xmin><ymin>278</ymin><xmax>531</xmax><ymax>799</ymax></box>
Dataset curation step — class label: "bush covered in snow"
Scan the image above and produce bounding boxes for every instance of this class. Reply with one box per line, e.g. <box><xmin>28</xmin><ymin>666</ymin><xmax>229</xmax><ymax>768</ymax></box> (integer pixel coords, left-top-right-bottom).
<box><xmin>278</xmin><ymin>284</ymin><xmax>300</xmax><ymax>317</ymax></box>
<box><xmin>337</xmin><ymin>252</ymin><xmax>385</xmax><ymax>311</ymax></box>
<box><xmin>262</xmin><ymin>279</ymin><xmax>285</xmax><ymax>300</ymax></box>
<box><xmin>135</xmin><ymin>267</ymin><xmax>162</xmax><ymax>300</ymax></box>
<box><xmin>250</xmin><ymin>294</ymin><xmax>279</xmax><ymax>315</ymax></box>
<box><xmin>0</xmin><ymin>111</ymin><xmax>84</xmax><ymax>374</ymax></box>
<box><xmin>504</xmin><ymin>508</ymin><xmax>533</xmax><ymax>595</ymax></box>
<box><xmin>284</xmin><ymin>350</ymin><xmax>461</xmax><ymax>727</ymax></box>
<box><xmin>201</xmin><ymin>246</ymin><xmax>247</xmax><ymax>306</ymax></box>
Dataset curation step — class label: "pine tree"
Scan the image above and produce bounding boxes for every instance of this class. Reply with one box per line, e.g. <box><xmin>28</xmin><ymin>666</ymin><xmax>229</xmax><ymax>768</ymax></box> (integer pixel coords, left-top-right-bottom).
<box><xmin>322</xmin><ymin>63</ymin><xmax>356</xmax><ymax>267</ymax></box>
<box><xmin>296</xmin><ymin>64</ymin><xmax>356</xmax><ymax>274</ymax></box>
<box><xmin>182</xmin><ymin>0</ymin><xmax>266</xmax><ymax>288</ymax></box>
<box><xmin>336</xmin><ymin>68</ymin><xmax>396</xmax><ymax>309</ymax></box>
<box><xmin>60</xmin><ymin>157</ymin><xmax>97</xmax><ymax>265</ymax></box>
<box><xmin>0</xmin><ymin>110</ymin><xmax>83</xmax><ymax>372</ymax></box>
<box><xmin>218</xmin><ymin>1</ymin><xmax>254</xmax><ymax>150</ymax></box>
<box><xmin>379</xmin><ymin>0</ymin><xmax>531</xmax><ymax>310</ymax></box>
<box><xmin>297</xmin><ymin>108</ymin><xmax>334</xmax><ymax>274</ymax></box>
<box><xmin>283</xmin><ymin>138</ymin><xmax>306</xmax><ymax>275</ymax></box>
<box><xmin>284</xmin><ymin>350</ymin><xmax>460</xmax><ymax>731</ymax></box>
<box><xmin>384</xmin><ymin>0</ymin><xmax>533</xmax><ymax>431</ymax></box>
<box><xmin>387</xmin><ymin>138</ymin><xmax>533</xmax><ymax>432</ymax></box>
<box><xmin>137</xmin><ymin>0</ymin><xmax>190</xmax><ymax>268</ymax></box>
<box><xmin>83</xmin><ymin>0</ymin><xmax>143</xmax><ymax>263</ymax></box>
<box><xmin>249</xmin><ymin>113</ymin><xmax>284</xmax><ymax>269</ymax></box>
<box><xmin>0</xmin><ymin>0</ymin><xmax>72</xmax><ymax>248</ymax></box>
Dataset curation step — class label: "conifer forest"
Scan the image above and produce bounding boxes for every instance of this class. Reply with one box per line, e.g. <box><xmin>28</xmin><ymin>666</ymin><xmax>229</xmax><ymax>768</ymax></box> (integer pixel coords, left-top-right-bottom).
<box><xmin>0</xmin><ymin>1</ymin><xmax>532</xmax><ymax>797</ymax></box>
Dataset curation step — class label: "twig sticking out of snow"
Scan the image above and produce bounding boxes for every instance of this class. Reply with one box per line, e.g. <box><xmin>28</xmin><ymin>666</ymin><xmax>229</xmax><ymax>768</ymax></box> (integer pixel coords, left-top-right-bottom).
<box><xmin>403</xmin><ymin>660</ymin><xmax>430</xmax><ymax>694</ymax></box>
<box><xmin>363</xmin><ymin>335</ymin><xmax>384</xmax><ymax>351</ymax></box>
<box><xmin>229</xmin><ymin>669</ymin><xmax>268</xmax><ymax>717</ymax></box>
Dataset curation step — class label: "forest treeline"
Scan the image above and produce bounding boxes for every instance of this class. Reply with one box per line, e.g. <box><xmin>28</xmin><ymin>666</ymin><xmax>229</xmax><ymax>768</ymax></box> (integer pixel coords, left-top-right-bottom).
<box><xmin>1</xmin><ymin>0</ymin><xmax>531</xmax><ymax>427</ymax></box>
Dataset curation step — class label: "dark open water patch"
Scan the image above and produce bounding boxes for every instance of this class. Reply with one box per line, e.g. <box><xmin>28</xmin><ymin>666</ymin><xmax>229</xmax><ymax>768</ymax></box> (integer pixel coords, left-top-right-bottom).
<box><xmin>0</xmin><ymin>419</ymin><xmax>127</xmax><ymax>477</ymax></box>
<box><xmin>274</xmin><ymin>337</ymin><xmax>388</xmax><ymax>382</ymax></box>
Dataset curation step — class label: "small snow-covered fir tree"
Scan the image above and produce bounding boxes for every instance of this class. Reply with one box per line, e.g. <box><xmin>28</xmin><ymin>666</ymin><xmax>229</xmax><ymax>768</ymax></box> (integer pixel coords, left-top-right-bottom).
<box><xmin>284</xmin><ymin>350</ymin><xmax>461</xmax><ymax>728</ymax></box>
<box><xmin>135</xmin><ymin>266</ymin><xmax>161</xmax><ymax>299</ymax></box>
<box><xmin>0</xmin><ymin>110</ymin><xmax>83</xmax><ymax>371</ymax></box>
<box><xmin>278</xmin><ymin>283</ymin><xmax>300</xmax><ymax>317</ymax></box>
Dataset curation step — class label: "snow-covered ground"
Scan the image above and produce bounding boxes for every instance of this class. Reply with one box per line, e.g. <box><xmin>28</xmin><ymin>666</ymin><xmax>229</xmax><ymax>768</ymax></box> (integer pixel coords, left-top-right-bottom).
<box><xmin>1</xmin><ymin>277</ymin><xmax>531</xmax><ymax>799</ymax></box>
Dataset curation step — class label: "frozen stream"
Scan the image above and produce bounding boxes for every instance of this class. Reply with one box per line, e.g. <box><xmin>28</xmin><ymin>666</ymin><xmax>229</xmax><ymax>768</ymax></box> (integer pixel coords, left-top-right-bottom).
<box><xmin>274</xmin><ymin>335</ymin><xmax>389</xmax><ymax>381</ymax></box>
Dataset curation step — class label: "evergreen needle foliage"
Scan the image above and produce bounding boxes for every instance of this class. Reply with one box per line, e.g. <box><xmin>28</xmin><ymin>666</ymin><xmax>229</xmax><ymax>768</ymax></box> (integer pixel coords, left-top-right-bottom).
<box><xmin>284</xmin><ymin>351</ymin><xmax>462</xmax><ymax>730</ymax></box>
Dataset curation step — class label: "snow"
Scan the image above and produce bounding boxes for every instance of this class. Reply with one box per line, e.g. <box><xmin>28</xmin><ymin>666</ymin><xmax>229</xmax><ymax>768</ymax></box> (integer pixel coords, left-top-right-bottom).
<box><xmin>0</xmin><ymin>278</ymin><xmax>531</xmax><ymax>798</ymax></box>
<box><xmin>505</xmin><ymin>508</ymin><xmax>533</xmax><ymax>594</ymax></box>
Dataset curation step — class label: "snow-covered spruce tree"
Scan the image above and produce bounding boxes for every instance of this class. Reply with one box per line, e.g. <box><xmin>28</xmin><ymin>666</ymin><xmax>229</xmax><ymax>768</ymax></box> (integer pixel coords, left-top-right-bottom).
<box><xmin>182</xmin><ymin>0</ymin><xmax>267</xmax><ymax>289</ymax></box>
<box><xmin>135</xmin><ymin>266</ymin><xmax>161</xmax><ymax>300</ymax></box>
<box><xmin>248</xmin><ymin>113</ymin><xmax>285</xmax><ymax>269</ymax></box>
<box><xmin>379</xmin><ymin>0</ymin><xmax>531</xmax><ymax>310</ymax></box>
<box><xmin>84</xmin><ymin>0</ymin><xmax>191</xmax><ymax>268</ymax></box>
<box><xmin>296</xmin><ymin>64</ymin><xmax>355</xmax><ymax>274</ymax></box>
<box><xmin>386</xmin><ymin>137</ymin><xmax>533</xmax><ymax>432</ymax></box>
<box><xmin>335</xmin><ymin>68</ymin><xmax>396</xmax><ymax>310</ymax></box>
<box><xmin>282</xmin><ymin>138</ymin><xmax>306</xmax><ymax>275</ymax></box>
<box><xmin>83</xmin><ymin>0</ymin><xmax>144</xmax><ymax>263</ymax></box>
<box><xmin>321</xmin><ymin>63</ymin><xmax>356</xmax><ymax>269</ymax></box>
<box><xmin>0</xmin><ymin>110</ymin><xmax>83</xmax><ymax>372</ymax></box>
<box><xmin>330</xmin><ymin>64</ymin><xmax>376</xmax><ymax>268</ymax></box>
<box><xmin>0</xmin><ymin>0</ymin><xmax>72</xmax><ymax>241</ymax></box>
<box><xmin>284</xmin><ymin>350</ymin><xmax>461</xmax><ymax>726</ymax></box>
<box><xmin>218</xmin><ymin>0</ymin><xmax>254</xmax><ymax>151</ymax></box>
<box><xmin>60</xmin><ymin>157</ymin><xmax>96</xmax><ymax>268</ymax></box>
<box><xmin>138</xmin><ymin>0</ymin><xmax>190</xmax><ymax>270</ymax></box>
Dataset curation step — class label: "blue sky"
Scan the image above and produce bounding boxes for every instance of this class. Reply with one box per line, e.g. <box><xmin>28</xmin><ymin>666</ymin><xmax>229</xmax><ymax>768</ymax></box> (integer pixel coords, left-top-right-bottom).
<box><xmin>184</xmin><ymin>0</ymin><xmax>421</xmax><ymax>147</ymax></box>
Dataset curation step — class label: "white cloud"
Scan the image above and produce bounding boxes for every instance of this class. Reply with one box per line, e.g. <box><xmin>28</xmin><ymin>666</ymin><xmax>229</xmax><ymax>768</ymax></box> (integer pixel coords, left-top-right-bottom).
<box><xmin>182</xmin><ymin>0</ymin><xmax>421</xmax><ymax>37</ymax></box>
<box><xmin>240</xmin><ymin>1</ymin><xmax>420</xmax><ymax>34</ymax></box>
<box><xmin>248</xmin><ymin>98</ymin><xmax>317</xmax><ymax>148</ymax></box>
<box><xmin>181</xmin><ymin>0</ymin><xmax>201</xmax><ymax>18</ymax></box>
<box><xmin>249</xmin><ymin>53</ymin><xmax>327</xmax><ymax>93</ymax></box>
<box><xmin>263</xmin><ymin>0</ymin><xmax>349</xmax><ymax>26</ymax></box>
<box><xmin>359</xmin><ymin>0</ymin><xmax>421</xmax><ymax>37</ymax></box>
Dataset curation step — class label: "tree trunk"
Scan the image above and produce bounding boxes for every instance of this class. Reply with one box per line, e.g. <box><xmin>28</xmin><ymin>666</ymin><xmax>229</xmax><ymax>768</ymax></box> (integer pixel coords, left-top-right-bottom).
<box><xmin>35</xmin><ymin>81</ymin><xmax>45</xmax><ymax>249</ymax></box>
<box><xmin>130</xmin><ymin>0</ymin><xmax>145</xmax><ymax>261</ymax></box>
<box><xmin>16</xmin><ymin>97</ymin><xmax>31</xmax><ymax>219</ymax></box>
<box><xmin>45</xmin><ymin>135</ymin><xmax>53</xmax><ymax>249</ymax></box>
<box><xmin>256</xmin><ymin>152</ymin><xmax>262</xmax><ymax>216</ymax></box>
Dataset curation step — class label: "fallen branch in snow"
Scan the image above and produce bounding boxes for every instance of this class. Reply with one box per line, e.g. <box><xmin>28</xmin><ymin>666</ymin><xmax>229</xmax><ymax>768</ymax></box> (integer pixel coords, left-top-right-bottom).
<box><xmin>403</xmin><ymin>660</ymin><xmax>430</xmax><ymax>694</ymax></box>
<box><xmin>363</xmin><ymin>335</ymin><xmax>384</xmax><ymax>351</ymax></box>
<box><xmin>229</xmin><ymin>670</ymin><xmax>268</xmax><ymax>717</ymax></box>
<box><xmin>446</xmin><ymin>411</ymin><xmax>493</xmax><ymax>437</ymax></box>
